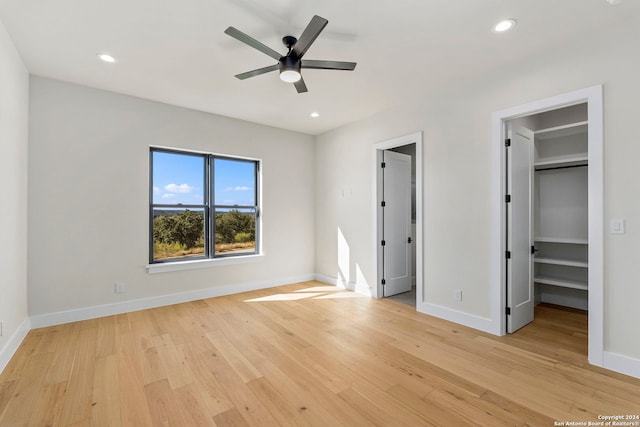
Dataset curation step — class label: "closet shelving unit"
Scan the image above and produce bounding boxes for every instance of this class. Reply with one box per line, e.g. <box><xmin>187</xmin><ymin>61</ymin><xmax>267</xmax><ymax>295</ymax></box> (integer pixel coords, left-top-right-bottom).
<box><xmin>533</xmin><ymin>120</ymin><xmax>589</xmax><ymax>306</ymax></box>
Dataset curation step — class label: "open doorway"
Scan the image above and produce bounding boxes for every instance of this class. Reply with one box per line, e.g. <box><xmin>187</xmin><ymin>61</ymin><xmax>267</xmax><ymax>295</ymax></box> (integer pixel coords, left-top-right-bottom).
<box><xmin>373</xmin><ymin>132</ymin><xmax>423</xmax><ymax>308</ymax></box>
<box><xmin>492</xmin><ymin>85</ymin><xmax>604</xmax><ymax>367</ymax></box>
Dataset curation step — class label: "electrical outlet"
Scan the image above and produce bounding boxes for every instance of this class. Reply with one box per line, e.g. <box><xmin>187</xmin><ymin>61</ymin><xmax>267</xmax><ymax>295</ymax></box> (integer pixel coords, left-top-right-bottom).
<box><xmin>114</xmin><ymin>282</ymin><xmax>126</xmax><ymax>294</ymax></box>
<box><xmin>454</xmin><ymin>290</ymin><xmax>463</xmax><ymax>302</ymax></box>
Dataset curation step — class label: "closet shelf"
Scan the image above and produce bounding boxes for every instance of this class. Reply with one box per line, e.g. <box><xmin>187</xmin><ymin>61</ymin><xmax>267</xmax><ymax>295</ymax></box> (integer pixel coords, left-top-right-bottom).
<box><xmin>534</xmin><ymin>155</ymin><xmax>588</xmax><ymax>170</ymax></box>
<box><xmin>534</xmin><ymin>257</ymin><xmax>588</xmax><ymax>268</ymax></box>
<box><xmin>535</xmin><ymin>236</ymin><xmax>588</xmax><ymax>244</ymax></box>
<box><xmin>534</xmin><ymin>121</ymin><xmax>588</xmax><ymax>140</ymax></box>
<box><xmin>534</xmin><ymin>276</ymin><xmax>588</xmax><ymax>291</ymax></box>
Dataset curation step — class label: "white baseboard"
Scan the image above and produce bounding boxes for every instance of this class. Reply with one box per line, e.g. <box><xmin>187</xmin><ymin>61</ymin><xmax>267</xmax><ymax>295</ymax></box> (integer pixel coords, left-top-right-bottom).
<box><xmin>0</xmin><ymin>317</ymin><xmax>30</xmax><ymax>375</ymax></box>
<box><xmin>30</xmin><ymin>274</ymin><xmax>315</xmax><ymax>329</ymax></box>
<box><xmin>314</xmin><ymin>273</ymin><xmax>339</xmax><ymax>287</ymax></box>
<box><xmin>313</xmin><ymin>273</ymin><xmax>372</xmax><ymax>297</ymax></box>
<box><xmin>603</xmin><ymin>351</ymin><xmax>640</xmax><ymax>380</ymax></box>
<box><xmin>418</xmin><ymin>302</ymin><xmax>496</xmax><ymax>334</ymax></box>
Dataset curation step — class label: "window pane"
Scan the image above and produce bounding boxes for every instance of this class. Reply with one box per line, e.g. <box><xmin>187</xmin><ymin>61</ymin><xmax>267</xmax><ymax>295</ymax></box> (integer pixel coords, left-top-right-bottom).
<box><xmin>214</xmin><ymin>158</ymin><xmax>256</xmax><ymax>206</ymax></box>
<box><xmin>153</xmin><ymin>151</ymin><xmax>205</xmax><ymax>205</ymax></box>
<box><xmin>152</xmin><ymin>208</ymin><xmax>206</xmax><ymax>261</ymax></box>
<box><xmin>214</xmin><ymin>208</ymin><xmax>256</xmax><ymax>255</ymax></box>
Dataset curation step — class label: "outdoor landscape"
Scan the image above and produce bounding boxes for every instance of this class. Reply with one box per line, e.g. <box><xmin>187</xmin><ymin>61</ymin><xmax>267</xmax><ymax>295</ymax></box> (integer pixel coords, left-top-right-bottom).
<box><xmin>152</xmin><ymin>209</ymin><xmax>256</xmax><ymax>260</ymax></box>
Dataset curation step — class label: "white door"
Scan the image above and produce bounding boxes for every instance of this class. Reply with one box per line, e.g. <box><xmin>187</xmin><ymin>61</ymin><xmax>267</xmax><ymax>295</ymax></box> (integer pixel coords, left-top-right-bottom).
<box><xmin>506</xmin><ymin>125</ymin><xmax>534</xmax><ymax>332</ymax></box>
<box><xmin>382</xmin><ymin>150</ymin><xmax>412</xmax><ymax>297</ymax></box>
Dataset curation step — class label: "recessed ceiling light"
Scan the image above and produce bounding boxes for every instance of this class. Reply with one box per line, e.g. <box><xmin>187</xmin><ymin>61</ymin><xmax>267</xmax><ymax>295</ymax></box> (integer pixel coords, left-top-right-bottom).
<box><xmin>494</xmin><ymin>19</ymin><xmax>517</xmax><ymax>33</ymax></box>
<box><xmin>97</xmin><ymin>53</ymin><xmax>116</xmax><ymax>63</ymax></box>
<box><xmin>310</xmin><ymin>112</ymin><xmax>320</xmax><ymax>118</ymax></box>
<box><xmin>604</xmin><ymin>0</ymin><xmax>622</xmax><ymax>5</ymax></box>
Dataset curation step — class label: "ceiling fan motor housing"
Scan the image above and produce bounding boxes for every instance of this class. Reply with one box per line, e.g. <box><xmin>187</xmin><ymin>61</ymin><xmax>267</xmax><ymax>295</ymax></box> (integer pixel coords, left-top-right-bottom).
<box><xmin>279</xmin><ymin>54</ymin><xmax>301</xmax><ymax>73</ymax></box>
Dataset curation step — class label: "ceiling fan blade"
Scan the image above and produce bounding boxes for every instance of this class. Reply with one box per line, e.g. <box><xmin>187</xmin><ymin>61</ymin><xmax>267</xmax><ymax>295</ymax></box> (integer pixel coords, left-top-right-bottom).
<box><xmin>224</xmin><ymin>26</ymin><xmax>282</xmax><ymax>61</ymax></box>
<box><xmin>292</xmin><ymin>15</ymin><xmax>328</xmax><ymax>59</ymax></box>
<box><xmin>294</xmin><ymin>77</ymin><xmax>308</xmax><ymax>93</ymax></box>
<box><xmin>301</xmin><ymin>60</ymin><xmax>357</xmax><ymax>71</ymax></box>
<box><xmin>234</xmin><ymin>64</ymin><xmax>279</xmax><ymax>80</ymax></box>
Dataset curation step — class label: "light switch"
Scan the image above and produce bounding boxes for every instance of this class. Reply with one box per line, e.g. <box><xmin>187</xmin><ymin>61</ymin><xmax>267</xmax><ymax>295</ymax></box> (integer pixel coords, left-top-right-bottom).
<box><xmin>610</xmin><ymin>218</ymin><xmax>625</xmax><ymax>234</ymax></box>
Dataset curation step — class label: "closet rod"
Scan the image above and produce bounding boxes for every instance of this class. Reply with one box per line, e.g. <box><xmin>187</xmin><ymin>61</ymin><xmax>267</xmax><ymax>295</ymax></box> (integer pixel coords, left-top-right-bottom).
<box><xmin>535</xmin><ymin>164</ymin><xmax>588</xmax><ymax>172</ymax></box>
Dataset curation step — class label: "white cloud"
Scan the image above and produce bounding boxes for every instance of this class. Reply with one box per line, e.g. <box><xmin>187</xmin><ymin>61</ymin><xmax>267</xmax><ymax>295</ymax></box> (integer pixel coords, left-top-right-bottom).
<box><xmin>224</xmin><ymin>186</ymin><xmax>251</xmax><ymax>192</ymax></box>
<box><xmin>161</xmin><ymin>193</ymin><xmax>176</xmax><ymax>199</ymax></box>
<box><xmin>165</xmin><ymin>183</ymin><xmax>194</xmax><ymax>193</ymax></box>
<box><xmin>153</xmin><ymin>186</ymin><xmax>160</xmax><ymax>192</ymax></box>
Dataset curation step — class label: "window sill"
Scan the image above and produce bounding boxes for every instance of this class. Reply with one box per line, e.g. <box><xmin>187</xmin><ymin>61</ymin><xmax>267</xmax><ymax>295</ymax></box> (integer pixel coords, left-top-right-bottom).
<box><xmin>146</xmin><ymin>253</ymin><xmax>264</xmax><ymax>274</ymax></box>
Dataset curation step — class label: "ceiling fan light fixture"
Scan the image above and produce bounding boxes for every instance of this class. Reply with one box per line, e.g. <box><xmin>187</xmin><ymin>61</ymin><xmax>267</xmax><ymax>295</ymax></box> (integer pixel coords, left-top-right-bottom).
<box><xmin>279</xmin><ymin>55</ymin><xmax>302</xmax><ymax>83</ymax></box>
<box><xmin>280</xmin><ymin>69</ymin><xmax>301</xmax><ymax>83</ymax></box>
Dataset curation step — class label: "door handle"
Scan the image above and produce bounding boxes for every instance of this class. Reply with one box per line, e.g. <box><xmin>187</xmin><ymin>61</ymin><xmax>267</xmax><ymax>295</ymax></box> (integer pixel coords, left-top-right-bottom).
<box><xmin>408</xmin><ymin>237</ymin><xmax>412</xmax><ymax>244</ymax></box>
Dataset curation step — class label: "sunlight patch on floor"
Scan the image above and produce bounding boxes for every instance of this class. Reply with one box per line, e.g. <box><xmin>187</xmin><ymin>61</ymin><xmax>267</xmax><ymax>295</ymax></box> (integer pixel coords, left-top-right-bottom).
<box><xmin>244</xmin><ymin>292</ymin><xmax>325</xmax><ymax>302</ymax></box>
<box><xmin>314</xmin><ymin>292</ymin><xmax>367</xmax><ymax>300</ymax></box>
<box><xmin>293</xmin><ymin>286</ymin><xmax>342</xmax><ymax>293</ymax></box>
<box><xmin>244</xmin><ymin>284</ymin><xmax>367</xmax><ymax>302</ymax></box>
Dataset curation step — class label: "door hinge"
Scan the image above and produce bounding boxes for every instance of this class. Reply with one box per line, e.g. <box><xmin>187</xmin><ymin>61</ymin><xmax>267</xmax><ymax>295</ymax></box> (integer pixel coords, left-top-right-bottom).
<box><xmin>505</xmin><ymin>307</ymin><xmax>511</xmax><ymax>315</ymax></box>
<box><xmin>505</xmin><ymin>250</ymin><xmax>511</xmax><ymax>259</ymax></box>
<box><xmin>381</xmin><ymin>201</ymin><xmax>386</xmax><ymax>207</ymax></box>
<box><xmin>381</xmin><ymin>162</ymin><xmax>386</xmax><ymax>168</ymax></box>
<box><xmin>382</xmin><ymin>279</ymin><xmax>386</xmax><ymax>285</ymax></box>
<box><xmin>381</xmin><ymin>240</ymin><xmax>386</xmax><ymax>246</ymax></box>
<box><xmin>531</xmin><ymin>245</ymin><xmax>537</xmax><ymax>255</ymax></box>
<box><xmin>505</xmin><ymin>194</ymin><xmax>511</xmax><ymax>203</ymax></box>
<box><xmin>505</xmin><ymin>138</ymin><xmax>511</xmax><ymax>147</ymax></box>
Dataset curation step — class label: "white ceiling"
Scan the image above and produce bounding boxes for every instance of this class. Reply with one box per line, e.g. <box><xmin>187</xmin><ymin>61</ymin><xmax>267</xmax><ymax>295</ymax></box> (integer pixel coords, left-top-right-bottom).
<box><xmin>1</xmin><ymin>0</ymin><xmax>639</xmax><ymax>135</ymax></box>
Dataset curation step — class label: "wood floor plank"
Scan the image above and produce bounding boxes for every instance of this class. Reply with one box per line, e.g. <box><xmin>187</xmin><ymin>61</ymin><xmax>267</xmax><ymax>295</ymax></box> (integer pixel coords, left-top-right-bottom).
<box><xmin>96</xmin><ymin>315</ymin><xmax>117</xmax><ymax>359</ymax></box>
<box><xmin>92</xmin><ymin>354</ymin><xmax>122</xmax><ymax>427</ymax></box>
<box><xmin>0</xmin><ymin>380</ymin><xmax>17</xmax><ymax>419</ymax></box>
<box><xmin>179</xmin><ymin>343</ymin><xmax>235</xmax><ymax>417</ymax></box>
<box><xmin>58</xmin><ymin>323</ymin><xmax>98</xmax><ymax>426</ymax></box>
<box><xmin>144</xmin><ymin>378</ymin><xmax>191</xmax><ymax>426</ymax></box>
<box><xmin>118</xmin><ymin>335</ymin><xmax>155</xmax><ymax>427</ymax></box>
<box><xmin>206</xmin><ymin>330</ymin><xmax>262</xmax><ymax>384</ymax></box>
<box><xmin>0</xmin><ymin>353</ymin><xmax>54</xmax><ymax>426</ymax></box>
<box><xmin>27</xmin><ymin>381</ymin><xmax>67</xmax><ymax>426</ymax></box>
<box><xmin>2</xmin><ymin>281</ymin><xmax>640</xmax><ymax>426</ymax></box>
<box><xmin>212</xmin><ymin>407</ymin><xmax>250</xmax><ymax>427</ymax></box>
<box><xmin>173</xmin><ymin>383</ymin><xmax>218</xmax><ymax>427</ymax></box>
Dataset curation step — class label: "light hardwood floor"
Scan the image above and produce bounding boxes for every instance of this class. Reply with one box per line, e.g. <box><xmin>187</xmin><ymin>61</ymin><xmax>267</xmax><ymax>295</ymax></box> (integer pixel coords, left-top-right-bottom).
<box><xmin>1</xmin><ymin>281</ymin><xmax>639</xmax><ymax>426</ymax></box>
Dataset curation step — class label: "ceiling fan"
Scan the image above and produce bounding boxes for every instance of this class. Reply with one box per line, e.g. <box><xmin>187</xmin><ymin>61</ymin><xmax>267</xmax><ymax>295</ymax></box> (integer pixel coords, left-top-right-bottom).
<box><xmin>224</xmin><ymin>15</ymin><xmax>357</xmax><ymax>93</ymax></box>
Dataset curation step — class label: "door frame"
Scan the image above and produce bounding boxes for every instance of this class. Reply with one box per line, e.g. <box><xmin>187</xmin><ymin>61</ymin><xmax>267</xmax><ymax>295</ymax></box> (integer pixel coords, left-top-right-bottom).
<box><xmin>490</xmin><ymin>85</ymin><xmax>604</xmax><ymax>366</ymax></box>
<box><xmin>372</xmin><ymin>132</ymin><xmax>423</xmax><ymax>305</ymax></box>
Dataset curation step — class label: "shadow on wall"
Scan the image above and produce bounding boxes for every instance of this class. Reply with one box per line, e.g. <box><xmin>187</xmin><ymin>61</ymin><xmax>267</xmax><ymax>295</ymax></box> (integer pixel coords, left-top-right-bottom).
<box><xmin>337</xmin><ymin>227</ymin><xmax>371</xmax><ymax>296</ymax></box>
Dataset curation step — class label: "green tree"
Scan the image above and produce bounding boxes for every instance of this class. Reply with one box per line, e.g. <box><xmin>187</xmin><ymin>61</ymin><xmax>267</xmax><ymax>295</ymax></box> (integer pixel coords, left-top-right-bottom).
<box><xmin>215</xmin><ymin>210</ymin><xmax>255</xmax><ymax>244</ymax></box>
<box><xmin>173</xmin><ymin>210</ymin><xmax>204</xmax><ymax>248</ymax></box>
<box><xmin>153</xmin><ymin>210</ymin><xmax>204</xmax><ymax>248</ymax></box>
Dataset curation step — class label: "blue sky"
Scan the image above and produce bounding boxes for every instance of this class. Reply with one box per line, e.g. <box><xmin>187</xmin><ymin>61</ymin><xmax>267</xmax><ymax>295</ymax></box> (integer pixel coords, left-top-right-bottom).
<box><xmin>152</xmin><ymin>151</ymin><xmax>256</xmax><ymax>206</ymax></box>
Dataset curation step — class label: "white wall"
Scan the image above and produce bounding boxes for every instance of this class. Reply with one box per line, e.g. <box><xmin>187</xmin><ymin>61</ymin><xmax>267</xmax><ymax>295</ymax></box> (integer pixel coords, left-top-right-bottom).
<box><xmin>28</xmin><ymin>77</ymin><xmax>315</xmax><ymax>323</ymax></box>
<box><xmin>0</xmin><ymin>19</ymin><xmax>29</xmax><ymax>371</ymax></box>
<box><xmin>316</xmin><ymin>15</ymin><xmax>640</xmax><ymax>364</ymax></box>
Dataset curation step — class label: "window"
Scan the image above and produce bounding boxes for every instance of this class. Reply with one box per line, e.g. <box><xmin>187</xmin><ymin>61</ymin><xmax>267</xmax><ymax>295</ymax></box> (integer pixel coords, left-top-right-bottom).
<box><xmin>150</xmin><ymin>148</ymin><xmax>259</xmax><ymax>263</ymax></box>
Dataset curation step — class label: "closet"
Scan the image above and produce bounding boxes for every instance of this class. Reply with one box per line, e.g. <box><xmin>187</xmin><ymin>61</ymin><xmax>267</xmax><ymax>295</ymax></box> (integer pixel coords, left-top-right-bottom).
<box><xmin>532</xmin><ymin>104</ymin><xmax>589</xmax><ymax>310</ymax></box>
